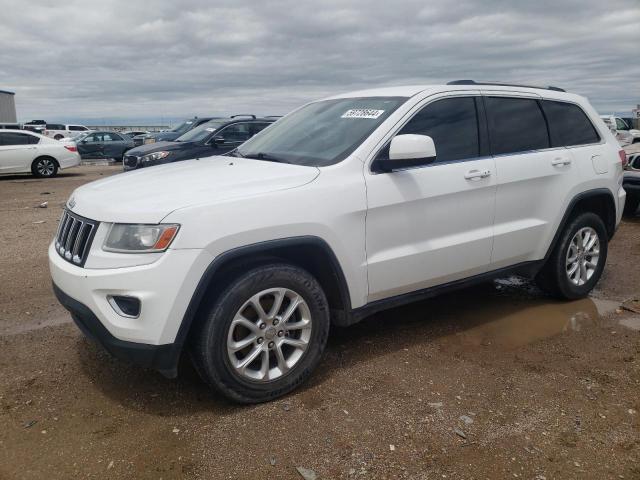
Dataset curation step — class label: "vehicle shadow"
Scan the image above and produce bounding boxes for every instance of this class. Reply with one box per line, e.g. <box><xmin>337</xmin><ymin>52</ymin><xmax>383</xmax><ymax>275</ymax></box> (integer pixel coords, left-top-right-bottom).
<box><xmin>77</xmin><ymin>278</ymin><xmax>603</xmax><ymax>416</ymax></box>
<box><xmin>0</xmin><ymin>172</ymin><xmax>85</xmax><ymax>181</ymax></box>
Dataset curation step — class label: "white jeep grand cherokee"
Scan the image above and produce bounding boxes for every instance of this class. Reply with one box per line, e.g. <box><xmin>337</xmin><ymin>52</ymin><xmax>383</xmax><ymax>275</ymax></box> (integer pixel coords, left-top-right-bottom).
<box><xmin>49</xmin><ymin>81</ymin><xmax>626</xmax><ymax>403</ymax></box>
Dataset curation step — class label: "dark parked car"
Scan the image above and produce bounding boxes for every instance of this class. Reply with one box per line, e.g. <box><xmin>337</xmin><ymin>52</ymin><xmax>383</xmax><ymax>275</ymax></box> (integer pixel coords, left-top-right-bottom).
<box><xmin>74</xmin><ymin>131</ymin><xmax>135</xmax><ymax>161</ymax></box>
<box><xmin>139</xmin><ymin>117</ymin><xmax>220</xmax><ymax>145</ymax></box>
<box><xmin>123</xmin><ymin>116</ymin><xmax>274</xmax><ymax>170</ymax></box>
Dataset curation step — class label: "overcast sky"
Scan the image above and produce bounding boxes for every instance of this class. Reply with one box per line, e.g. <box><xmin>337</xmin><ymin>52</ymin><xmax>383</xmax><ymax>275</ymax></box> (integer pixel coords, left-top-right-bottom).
<box><xmin>1</xmin><ymin>0</ymin><xmax>638</xmax><ymax>125</ymax></box>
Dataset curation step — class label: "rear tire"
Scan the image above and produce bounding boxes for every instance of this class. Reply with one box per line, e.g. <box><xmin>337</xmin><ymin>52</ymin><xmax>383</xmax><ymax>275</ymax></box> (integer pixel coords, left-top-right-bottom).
<box><xmin>54</xmin><ymin>134</ymin><xmax>64</xmax><ymax>140</ymax></box>
<box><xmin>31</xmin><ymin>157</ymin><xmax>58</xmax><ymax>178</ymax></box>
<box><xmin>189</xmin><ymin>263</ymin><xmax>330</xmax><ymax>403</ymax></box>
<box><xmin>535</xmin><ymin>212</ymin><xmax>607</xmax><ymax>299</ymax></box>
<box><xmin>624</xmin><ymin>196</ymin><xmax>639</xmax><ymax>215</ymax></box>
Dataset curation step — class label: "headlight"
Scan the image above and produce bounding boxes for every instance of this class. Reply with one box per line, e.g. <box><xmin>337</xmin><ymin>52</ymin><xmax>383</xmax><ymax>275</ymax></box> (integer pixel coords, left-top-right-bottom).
<box><xmin>141</xmin><ymin>151</ymin><xmax>170</xmax><ymax>162</ymax></box>
<box><xmin>103</xmin><ymin>224</ymin><xmax>179</xmax><ymax>253</ymax></box>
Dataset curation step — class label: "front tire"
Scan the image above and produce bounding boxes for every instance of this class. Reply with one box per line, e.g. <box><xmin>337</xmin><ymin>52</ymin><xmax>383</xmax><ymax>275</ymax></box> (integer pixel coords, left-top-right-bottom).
<box><xmin>31</xmin><ymin>157</ymin><xmax>58</xmax><ymax>178</ymax></box>
<box><xmin>190</xmin><ymin>263</ymin><xmax>330</xmax><ymax>403</ymax></box>
<box><xmin>535</xmin><ymin>212</ymin><xmax>608</xmax><ymax>299</ymax></box>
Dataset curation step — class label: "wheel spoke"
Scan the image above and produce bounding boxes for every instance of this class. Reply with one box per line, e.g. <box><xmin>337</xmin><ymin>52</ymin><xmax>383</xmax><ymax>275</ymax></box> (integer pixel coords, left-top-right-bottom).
<box><xmin>237</xmin><ymin>345</ymin><xmax>263</xmax><ymax>371</ymax></box>
<box><xmin>229</xmin><ymin>334</ymin><xmax>257</xmax><ymax>352</ymax></box>
<box><xmin>284</xmin><ymin>318</ymin><xmax>312</xmax><ymax>331</ymax></box>
<box><xmin>281</xmin><ymin>295</ymin><xmax>302</xmax><ymax>323</ymax></box>
<box><xmin>274</xmin><ymin>345</ymin><xmax>289</xmax><ymax>374</ymax></box>
<box><xmin>249</xmin><ymin>295</ymin><xmax>269</xmax><ymax>321</ymax></box>
<box><xmin>231</xmin><ymin>315</ymin><xmax>260</xmax><ymax>334</ymax></box>
<box><xmin>269</xmin><ymin>288</ymin><xmax>286</xmax><ymax>318</ymax></box>
<box><xmin>567</xmin><ymin>262</ymin><xmax>579</xmax><ymax>277</ymax></box>
<box><xmin>579</xmin><ymin>261</ymin><xmax>587</xmax><ymax>283</ymax></box>
<box><xmin>282</xmin><ymin>337</ymin><xmax>308</xmax><ymax>349</ymax></box>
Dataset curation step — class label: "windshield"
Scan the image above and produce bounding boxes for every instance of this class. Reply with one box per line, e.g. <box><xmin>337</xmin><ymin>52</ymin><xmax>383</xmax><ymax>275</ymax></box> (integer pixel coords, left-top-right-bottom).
<box><xmin>176</xmin><ymin>120</ymin><xmax>227</xmax><ymax>142</ymax></box>
<box><xmin>73</xmin><ymin>132</ymin><xmax>90</xmax><ymax>141</ymax></box>
<box><xmin>170</xmin><ymin>120</ymin><xmax>195</xmax><ymax>135</ymax></box>
<box><xmin>235</xmin><ymin>97</ymin><xmax>407</xmax><ymax>166</ymax></box>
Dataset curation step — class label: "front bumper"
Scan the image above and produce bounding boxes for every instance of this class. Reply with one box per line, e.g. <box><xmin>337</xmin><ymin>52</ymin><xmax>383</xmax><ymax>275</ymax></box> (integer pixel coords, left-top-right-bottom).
<box><xmin>53</xmin><ymin>283</ymin><xmax>180</xmax><ymax>377</ymax></box>
<box><xmin>49</xmin><ymin>242</ymin><xmax>214</xmax><ymax>375</ymax></box>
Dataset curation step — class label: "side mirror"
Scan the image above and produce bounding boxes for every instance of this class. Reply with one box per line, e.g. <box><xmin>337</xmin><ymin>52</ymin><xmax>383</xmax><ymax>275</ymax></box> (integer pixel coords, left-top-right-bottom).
<box><xmin>213</xmin><ymin>137</ymin><xmax>225</xmax><ymax>145</ymax></box>
<box><xmin>376</xmin><ymin>134</ymin><xmax>437</xmax><ymax>172</ymax></box>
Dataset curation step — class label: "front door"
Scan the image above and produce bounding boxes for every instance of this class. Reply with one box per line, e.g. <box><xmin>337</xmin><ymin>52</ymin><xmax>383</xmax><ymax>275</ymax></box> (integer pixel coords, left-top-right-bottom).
<box><xmin>77</xmin><ymin>133</ymin><xmax>104</xmax><ymax>158</ymax></box>
<box><xmin>364</xmin><ymin>94</ymin><xmax>497</xmax><ymax>302</ymax></box>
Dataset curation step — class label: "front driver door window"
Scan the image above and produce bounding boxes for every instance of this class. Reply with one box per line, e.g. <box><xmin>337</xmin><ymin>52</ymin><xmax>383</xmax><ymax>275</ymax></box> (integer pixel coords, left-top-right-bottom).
<box><xmin>364</xmin><ymin>95</ymin><xmax>497</xmax><ymax>301</ymax></box>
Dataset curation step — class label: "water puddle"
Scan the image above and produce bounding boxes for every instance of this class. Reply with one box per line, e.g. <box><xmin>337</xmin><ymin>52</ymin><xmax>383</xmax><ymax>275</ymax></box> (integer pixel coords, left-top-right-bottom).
<box><xmin>423</xmin><ymin>277</ymin><xmax>629</xmax><ymax>349</ymax></box>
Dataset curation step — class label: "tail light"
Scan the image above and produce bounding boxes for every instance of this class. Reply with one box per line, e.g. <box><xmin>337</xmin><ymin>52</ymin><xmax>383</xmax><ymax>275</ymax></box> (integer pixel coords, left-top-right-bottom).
<box><xmin>64</xmin><ymin>145</ymin><xmax>77</xmax><ymax>152</ymax></box>
<box><xmin>619</xmin><ymin>149</ymin><xmax>628</xmax><ymax>168</ymax></box>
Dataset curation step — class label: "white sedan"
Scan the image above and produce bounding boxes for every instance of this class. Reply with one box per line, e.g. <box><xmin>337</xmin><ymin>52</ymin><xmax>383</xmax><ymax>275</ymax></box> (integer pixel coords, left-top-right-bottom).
<box><xmin>0</xmin><ymin>129</ymin><xmax>81</xmax><ymax>177</ymax></box>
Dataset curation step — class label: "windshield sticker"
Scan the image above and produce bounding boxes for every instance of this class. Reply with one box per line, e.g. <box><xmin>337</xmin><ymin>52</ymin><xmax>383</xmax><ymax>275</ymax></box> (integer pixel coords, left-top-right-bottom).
<box><xmin>341</xmin><ymin>109</ymin><xmax>385</xmax><ymax>119</ymax></box>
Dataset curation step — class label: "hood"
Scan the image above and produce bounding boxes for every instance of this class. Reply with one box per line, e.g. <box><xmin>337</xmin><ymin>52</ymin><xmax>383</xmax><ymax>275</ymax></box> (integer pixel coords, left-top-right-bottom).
<box><xmin>126</xmin><ymin>141</ymin><xmax>193</xmax><ymax>156</ymax></box>
<box><xmin>68</xmin><ymin>156</ymin><xmax>320</xmax><ymax>223</ymax></box>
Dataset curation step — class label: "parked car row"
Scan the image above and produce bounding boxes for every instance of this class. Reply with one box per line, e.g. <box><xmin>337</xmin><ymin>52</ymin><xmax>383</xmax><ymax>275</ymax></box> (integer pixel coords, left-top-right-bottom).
<box><xmin>123</xmin><ymin>115</ymin><xmax>274</xmax><ymax>170</ymax></box>
<box><xmin>600</xmin><ymin>115</ymin><xmax>640</xmax><ymax>146</ymax></box>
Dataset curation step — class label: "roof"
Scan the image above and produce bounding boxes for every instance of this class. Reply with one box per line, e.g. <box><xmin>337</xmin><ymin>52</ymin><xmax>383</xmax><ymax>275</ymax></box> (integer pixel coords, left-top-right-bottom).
<box><xmin>324</xmin><ymin>84</ymin><xmax>581</xmax><ymax>102</ymax></box>
<box><xmin>0</xmin><ymin>89</ymin><xmax>15</xmax><ymax>95</ymax></box>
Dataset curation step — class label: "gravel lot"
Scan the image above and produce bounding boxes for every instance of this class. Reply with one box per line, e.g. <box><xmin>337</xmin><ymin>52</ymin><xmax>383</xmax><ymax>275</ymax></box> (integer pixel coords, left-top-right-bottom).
<box><xmin>0</xmin><ymin>166</ymin><xmax>639</xmax><ymax>479</ymax></box>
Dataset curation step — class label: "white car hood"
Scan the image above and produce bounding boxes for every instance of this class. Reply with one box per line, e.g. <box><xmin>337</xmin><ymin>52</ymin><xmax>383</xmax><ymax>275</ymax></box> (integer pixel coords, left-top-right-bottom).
<box><xmin>68</xmin><ymin>156</ymin><xmax>320</xmax><ymax>223</ymax></box>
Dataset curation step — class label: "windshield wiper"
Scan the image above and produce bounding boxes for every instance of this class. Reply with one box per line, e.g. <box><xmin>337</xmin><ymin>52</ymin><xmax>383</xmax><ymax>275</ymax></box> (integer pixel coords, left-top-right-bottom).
<box><xmin>226</xmin><ymin>149</ymin><xmax>245</xmax><ymax>158</ymax></box>
<box><xmin>248</xmin><ymin>152</ymin><xmax>289</xmax><ymax>164</ymax></box>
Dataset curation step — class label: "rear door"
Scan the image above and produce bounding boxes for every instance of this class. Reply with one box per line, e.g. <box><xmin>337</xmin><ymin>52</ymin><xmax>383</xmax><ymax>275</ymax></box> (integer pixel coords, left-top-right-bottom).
<box><xmin>0</xmin><ymin>132</ymin><xmax>39</xmax><ymax>172</ymax></box>
<box><xmin>364</xmin><ymin>93</ymin><xmax>497</xmax><ymax>301</ymax></box>
<box><xmin>485</xmin><ymin>93</ymin><xmax>577</xmax><ymax>268</ymax></box>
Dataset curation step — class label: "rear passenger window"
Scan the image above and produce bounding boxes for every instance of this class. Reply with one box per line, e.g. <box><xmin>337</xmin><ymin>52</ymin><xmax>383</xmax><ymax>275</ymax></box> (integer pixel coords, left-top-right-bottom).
<box><xmin>541</xmin><ymin>101</ymin><xmax>600</xmax><ymax>147</ymax></box>
<box><xmin>486</xmin><ymin>97</ymin><xmax>549</xmax><ymax>155</ymax></box>
<box><xmin>397</xmin><ymin>97</ymin><xmax>480</xmax><ymax>162</ymax></box>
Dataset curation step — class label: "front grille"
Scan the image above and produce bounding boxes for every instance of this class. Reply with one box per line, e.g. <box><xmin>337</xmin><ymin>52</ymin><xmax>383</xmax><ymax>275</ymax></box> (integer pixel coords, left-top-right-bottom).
<box><xmin>55</xmin><ymin>210</ymin><xmax>98</xmax><ymax>266</ymax></box>
<box><xmin>124</xmin><ymin>155</ymin><xmax>139</xmax><ymax>169</ymax></box>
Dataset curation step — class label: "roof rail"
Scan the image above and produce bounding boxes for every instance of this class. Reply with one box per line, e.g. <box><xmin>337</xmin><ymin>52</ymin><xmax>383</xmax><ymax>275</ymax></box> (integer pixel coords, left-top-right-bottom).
<box><xmin>230</xmin><ymin>114</ymin><xmax>256</xmax><ymax>119</ymax></box>
<box><xmin>265</xmin><ymin>115</ymin><xmax>283</xmax><ymax>118</ymax></box>
<box><xmin>447</xmin><ymin>80</ymin><xmax>565</xmax><ymax>92</ymax></box>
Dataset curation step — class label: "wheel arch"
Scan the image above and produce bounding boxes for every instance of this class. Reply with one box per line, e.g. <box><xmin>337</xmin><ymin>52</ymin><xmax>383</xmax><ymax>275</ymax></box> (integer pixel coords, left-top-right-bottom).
<box><xmin>544</xmin><ymin>188</ymin><xmax>617</xmax><ymax>262</ymax></box>
<box><xmin>172</xmin><ymin>236</ymin><xmax>353</xmax><ymax>368</ymax></box>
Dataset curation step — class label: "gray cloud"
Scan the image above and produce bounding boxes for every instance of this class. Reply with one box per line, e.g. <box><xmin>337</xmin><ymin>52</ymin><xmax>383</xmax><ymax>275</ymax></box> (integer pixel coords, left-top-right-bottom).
<box><xmin>1</xmin><ymin>0</ymin><xmax>638</xmax><ymax>124</ymax></box>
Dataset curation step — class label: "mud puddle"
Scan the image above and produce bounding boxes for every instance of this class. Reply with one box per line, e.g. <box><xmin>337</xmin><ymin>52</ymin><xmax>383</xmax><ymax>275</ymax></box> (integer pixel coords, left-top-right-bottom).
<box><xmin>425</xmin><ymin>277</ymin><xmax>626</xmax><ymax>349</ymax></box>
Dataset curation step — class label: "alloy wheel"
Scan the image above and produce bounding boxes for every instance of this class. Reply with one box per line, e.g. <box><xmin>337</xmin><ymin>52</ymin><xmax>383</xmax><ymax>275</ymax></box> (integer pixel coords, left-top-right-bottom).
<box><xmin>565</xmin><ymin>226</ymin><xmax>600</xmax><ymax>286</ymax></box>
<box><xmin>226</xmin><ymin>288</ymin><xmax>312</xmax><ymax>382</ymax></box>
<box><xmin>36</xmin><ymin>159</ymin><xmax>55</xmax><ymax>176</ymax></box>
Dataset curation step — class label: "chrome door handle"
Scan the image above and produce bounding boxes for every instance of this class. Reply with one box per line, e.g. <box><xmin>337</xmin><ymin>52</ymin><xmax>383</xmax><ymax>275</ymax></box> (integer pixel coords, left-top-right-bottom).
<box><xmin>464</xmin><ymin>169</ymin><xmax>491</xmax><ymax>180</ymax></box>
<box><xmin>551</xmin><ymin>157</ymin><xmax>572</xmax><ymax>166</ymax></box>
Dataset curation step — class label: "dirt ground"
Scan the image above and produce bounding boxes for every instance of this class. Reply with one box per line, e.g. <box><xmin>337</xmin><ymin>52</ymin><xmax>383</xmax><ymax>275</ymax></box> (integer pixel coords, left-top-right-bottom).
<box><xmin>0</xmin><ymin>165</ymin><xmax>639</xmax><ymax>480</ymax></box>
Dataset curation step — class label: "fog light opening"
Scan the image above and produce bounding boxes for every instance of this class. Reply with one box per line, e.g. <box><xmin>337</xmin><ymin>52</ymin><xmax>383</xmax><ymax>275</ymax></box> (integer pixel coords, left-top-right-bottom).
<box><xmin>107</xmin><ymin>295</ymin><xmax>141</xmax><ymax>318</ymax></box>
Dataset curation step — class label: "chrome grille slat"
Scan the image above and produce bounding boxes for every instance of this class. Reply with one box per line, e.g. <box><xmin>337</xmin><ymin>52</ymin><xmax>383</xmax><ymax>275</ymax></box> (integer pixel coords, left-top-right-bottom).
<box><xmin>55</xmin><ymin>210</ymin><xmax>98</xmax><ymax>266</ymax></box>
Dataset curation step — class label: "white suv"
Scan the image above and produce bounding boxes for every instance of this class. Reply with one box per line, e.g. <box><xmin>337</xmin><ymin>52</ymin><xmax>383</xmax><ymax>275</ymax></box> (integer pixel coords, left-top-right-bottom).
<box><xmin>44</xmin><ymin>124</ymin><xmax>91</xmax><ymax>140</ymax></box>
<box><xmin>49</xmin><ymin>81</ymin><xmax>626</xmax><ymax>403</ymax></box>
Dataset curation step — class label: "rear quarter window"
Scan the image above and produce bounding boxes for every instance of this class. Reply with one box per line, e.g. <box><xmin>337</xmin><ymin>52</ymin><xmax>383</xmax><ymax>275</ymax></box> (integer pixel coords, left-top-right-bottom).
<box><xmin>485</xmin><ymin>97</ymin><xmax>549</xmax><ymax>155</ymax></box>
<box><xmin>541</xmin><ymin>100</ymin><xmax>600</xmax><ymax>147</ymax></box>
